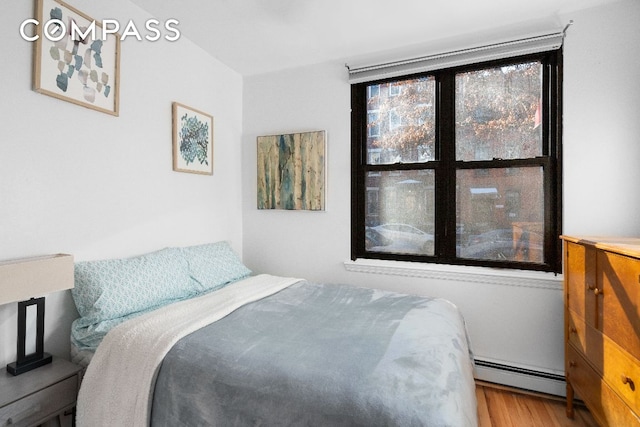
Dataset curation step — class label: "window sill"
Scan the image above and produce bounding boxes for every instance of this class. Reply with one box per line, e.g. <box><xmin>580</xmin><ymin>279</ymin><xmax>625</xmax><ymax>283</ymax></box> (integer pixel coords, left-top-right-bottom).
<box><xmin>343</xmin><ymin>259</ymin><xmax>562</xmax><ymax>290</ymax></box>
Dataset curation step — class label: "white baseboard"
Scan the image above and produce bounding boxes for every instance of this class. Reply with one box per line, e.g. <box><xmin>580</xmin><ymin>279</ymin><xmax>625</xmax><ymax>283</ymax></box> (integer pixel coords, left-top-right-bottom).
<box><xmin>474</xmin><ymin>358</ymin><xmax>566</xmax><ymax>397</ymax></box>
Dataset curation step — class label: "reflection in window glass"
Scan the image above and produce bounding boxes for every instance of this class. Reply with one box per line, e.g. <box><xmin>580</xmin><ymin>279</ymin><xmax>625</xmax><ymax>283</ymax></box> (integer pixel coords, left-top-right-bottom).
<box><xmin>366</xmin><ymin>77</ymin><xmax>436</xmax><ymax>165</ymax></box>
<box><xmin>456</xmin><ymin>167</ymin><xmax>544</xmax><ymax>263</ymax></box>
<box><xmin>365</xmin><ymin>170</ymin><xmax>435</xmax><ymax>255</ymax></box>
<box><xmin>456</xmin><ymin>61</ymin><xmax>543</xmax><ymax>161</ymax></box>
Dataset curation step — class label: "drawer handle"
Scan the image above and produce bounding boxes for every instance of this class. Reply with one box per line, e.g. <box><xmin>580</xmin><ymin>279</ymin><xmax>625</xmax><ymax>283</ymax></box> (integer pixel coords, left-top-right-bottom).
<box><xmin>593</xmin><ymin>287</ymin><xmax>603</xmax><ymax>296</ymax></box>
<box><xmin>5</xmin><ymin>404</ymin><xmax>41</xmax><ymax>425</ymax></box>
<box><xmin>569</xmin><ymin>361</ymin><xmax>577</xmax><ymax>368</ymax></box>
<box><xmin>621</xmin><ymin>375</ymin><xmax>636</xmax><ymax>391</ymax></box>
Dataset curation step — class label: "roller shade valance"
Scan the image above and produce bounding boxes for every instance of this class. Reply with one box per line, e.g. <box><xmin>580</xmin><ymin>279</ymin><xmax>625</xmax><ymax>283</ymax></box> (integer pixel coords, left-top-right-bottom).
<box><xmin>347</xmin><ymin>31</ymin><xmax>564</xmax><ymax>84</ymax></box>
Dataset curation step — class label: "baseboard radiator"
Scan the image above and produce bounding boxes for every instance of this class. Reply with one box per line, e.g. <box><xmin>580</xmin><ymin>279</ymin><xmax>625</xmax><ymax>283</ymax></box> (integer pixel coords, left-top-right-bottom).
<box><xmin>474</xmin><ymin>358</ymin><xmax>566</xmax><ymax>397</ymax></box>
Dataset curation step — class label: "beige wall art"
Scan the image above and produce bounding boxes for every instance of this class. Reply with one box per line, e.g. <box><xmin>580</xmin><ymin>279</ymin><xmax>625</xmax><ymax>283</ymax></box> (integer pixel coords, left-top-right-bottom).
<box><xmin>257</xmin><ymin>130</ymin><xmax>325</xmax><ymax>210</ymax></box>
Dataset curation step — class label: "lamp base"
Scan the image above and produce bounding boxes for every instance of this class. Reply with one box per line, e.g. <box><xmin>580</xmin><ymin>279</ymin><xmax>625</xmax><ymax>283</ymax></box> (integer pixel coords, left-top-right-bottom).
<box><xmin>7</xmin><ymin>352</ymin><xmax>53</xmax><ymax>376</ymax></box>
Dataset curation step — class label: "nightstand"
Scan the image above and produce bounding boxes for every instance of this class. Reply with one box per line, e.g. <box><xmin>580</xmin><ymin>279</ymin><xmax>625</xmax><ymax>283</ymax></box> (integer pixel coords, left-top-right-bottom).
<box><xmin>0</xmin><ymin>357</ymin><xmax>83</xmax><ymax>427</ymax></box>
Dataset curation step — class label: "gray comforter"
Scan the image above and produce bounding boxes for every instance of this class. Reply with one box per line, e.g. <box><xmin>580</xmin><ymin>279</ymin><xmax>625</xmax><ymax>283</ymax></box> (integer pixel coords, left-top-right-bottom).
<box><xmin>150</xmin><ymin>281</ymin><xmax>477</xmax><ymax>426</ymax></box>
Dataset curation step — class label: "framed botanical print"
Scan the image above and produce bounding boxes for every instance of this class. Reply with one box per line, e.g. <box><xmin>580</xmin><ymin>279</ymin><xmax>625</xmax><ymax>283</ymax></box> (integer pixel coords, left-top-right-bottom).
<box><xmin>33</xmin><ymin>0</ymin><xmax>121</xmax><ymax>115</ymax></box>
<box><xmin>172</xmin><ymin>102</ymin><xmax>214</xmax><ymax>175</ymax></box>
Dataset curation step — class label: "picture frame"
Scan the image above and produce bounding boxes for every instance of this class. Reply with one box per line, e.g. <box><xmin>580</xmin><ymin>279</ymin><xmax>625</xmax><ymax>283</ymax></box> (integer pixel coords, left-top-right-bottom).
<box><xmin>257</xmin><ymin>130</ymin><xmax>326</xmax><ymax>211</ymax></box>
<box><xmin>33</xmin><ymin>0</ymin><xmax>121</xmax><ymax>116</ymax></box>
<box><xmin>172</xmin><ymin>102</ymin><xmax>214</xmax><ymax>175</ymax></box>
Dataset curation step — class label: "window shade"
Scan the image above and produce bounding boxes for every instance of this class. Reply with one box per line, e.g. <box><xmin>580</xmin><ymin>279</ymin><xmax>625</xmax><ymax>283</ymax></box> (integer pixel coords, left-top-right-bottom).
<box><xmin>347</xmin><ymin>32</ymin><xmax>564</xmax><ymax>84</ymax></box>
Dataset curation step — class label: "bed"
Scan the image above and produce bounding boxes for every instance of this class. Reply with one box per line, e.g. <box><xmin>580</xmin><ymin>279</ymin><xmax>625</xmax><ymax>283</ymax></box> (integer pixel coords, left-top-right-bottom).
<box><xmin>70</xmin><ymin>242</ymin><xmax>477</xmax><ymax>426</ymax></box>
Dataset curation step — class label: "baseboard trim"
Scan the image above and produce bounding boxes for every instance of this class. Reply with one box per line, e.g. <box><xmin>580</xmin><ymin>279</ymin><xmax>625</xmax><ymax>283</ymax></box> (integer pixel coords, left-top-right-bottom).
<box><xmin>474</xmin><ymin>358</ymin><xmax>566</xmax><ymax>397</ymax></box>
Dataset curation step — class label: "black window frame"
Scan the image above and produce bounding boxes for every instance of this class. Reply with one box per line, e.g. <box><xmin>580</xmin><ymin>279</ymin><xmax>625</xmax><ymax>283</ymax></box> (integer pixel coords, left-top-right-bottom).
<box><xmin>351</xmin><ymin>49</ymin><xmax>563</xmax><ymax>273</ymax></box>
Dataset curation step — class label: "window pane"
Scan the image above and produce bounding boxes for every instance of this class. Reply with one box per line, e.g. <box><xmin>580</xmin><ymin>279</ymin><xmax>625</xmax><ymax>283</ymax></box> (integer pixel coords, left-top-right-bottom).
<box><xmin>366</xmin><ymin>77</ymin><xmax>436</xmax><ymax>165</ymax></box>
<box><xmin>455</xmin><ymin>61</ymin><xmax>543</xmax><ymax>161</ymax></box>
<box><xmin>365</xmin><ymin>170</ymin><xmax>435</xmax><ymax>255</ymax></box>
<box><xmin>456</xmin><ymin>167</ymin><xmax>544</xmax><ymax>263</ymax></box>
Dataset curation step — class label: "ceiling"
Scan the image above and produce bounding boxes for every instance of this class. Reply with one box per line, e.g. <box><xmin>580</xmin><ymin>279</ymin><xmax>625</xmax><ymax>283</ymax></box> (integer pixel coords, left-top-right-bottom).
<box><xmin>129</xmin><ymin>0</ymin><xmax>621</xmax><ymax>76</ymax></box>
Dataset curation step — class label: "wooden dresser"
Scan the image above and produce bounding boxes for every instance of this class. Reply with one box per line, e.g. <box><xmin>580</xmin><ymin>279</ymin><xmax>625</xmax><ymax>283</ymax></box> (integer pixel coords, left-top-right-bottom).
<box><xmin>562</xmin><ymin>235</ymin><xmax>640</xmax><ymax>426</ymax></box>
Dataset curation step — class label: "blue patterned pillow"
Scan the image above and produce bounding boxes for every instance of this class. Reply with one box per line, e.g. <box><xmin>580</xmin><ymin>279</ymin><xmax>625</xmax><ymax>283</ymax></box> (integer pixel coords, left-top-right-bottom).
<box><xmin>72</xmin><ymin>247</ymin><xmax>196</xmax><ymax>323</ymax></box>
<box><xmin>181</xmin><ymin>241</ymin><xmax>251</xmax><ymax>292</ymax></box>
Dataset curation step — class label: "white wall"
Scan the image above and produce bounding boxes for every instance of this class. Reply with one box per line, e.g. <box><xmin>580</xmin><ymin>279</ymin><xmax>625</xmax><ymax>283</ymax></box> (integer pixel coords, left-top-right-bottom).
<box><xmin>0</xmin><ymin>1</ymin><xmax>243</xmax><ymax>368</ymax></box>
<box><xmin>563</xmin><ymin>1</ymin><xmax>640</xmax><ymax>235</ymax></box>
<box><xmin>242</xmin><ymin>0</ymin><xmax>640</xmax><ymax>393</ymax></box>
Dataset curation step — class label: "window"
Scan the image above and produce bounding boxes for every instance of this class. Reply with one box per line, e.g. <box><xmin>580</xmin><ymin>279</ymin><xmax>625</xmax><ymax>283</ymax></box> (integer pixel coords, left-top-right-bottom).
<box><xmin>367</xmin><ymin>111</ymin><xmax>380</xmax><ymax>137</ymax></box>
<box><xmin>388</xmin><ymin>83</ymin><xmax>402</xmax><ymax>97</ymax></box>
<box><xmin>351</xmin><ymin>50</ymin><xmax>562</xmax><ymax>272</ymax></box>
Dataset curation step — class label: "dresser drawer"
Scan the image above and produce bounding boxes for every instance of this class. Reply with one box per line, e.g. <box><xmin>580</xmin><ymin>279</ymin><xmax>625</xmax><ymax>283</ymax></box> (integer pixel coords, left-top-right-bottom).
<box><xmin>565</xmin><ymin>242</ymin><xmax>597</xmax><ymax>327</ymax></box>
<box><xmin>0</xmin><ymin>375</ymin><xmax>77</xmax><ymax>427</ymax></box>
<box><xmin>601</xmin><ymin>332</ymin><xmax>640</xmax><ymax>412</ymax></box>
<box><xmin>568</xmin><ymin>311</ymin><xmax>640</xmax><ymax>414</ymax></box>
<box><xmin>567</xmin><ymin>309</ymin><xmax>603</xmax><ymax>368</ymax></box>
<box><xmin>567</xmin><ymin>344</ymin><xmax>640</xmax><ymax>426</ymax></box>
<box><xmin>599</xmin><ymin>250</ymin><xmax>640</xmax><ymax>360</ymax></box>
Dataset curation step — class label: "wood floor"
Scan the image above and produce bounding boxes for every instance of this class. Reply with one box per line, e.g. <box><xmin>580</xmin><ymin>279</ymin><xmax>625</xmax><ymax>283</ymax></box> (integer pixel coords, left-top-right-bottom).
<box><xmin>477</xmin><ymin>382</ymin><xmax>599</xmax><ymax>427</ymax></box>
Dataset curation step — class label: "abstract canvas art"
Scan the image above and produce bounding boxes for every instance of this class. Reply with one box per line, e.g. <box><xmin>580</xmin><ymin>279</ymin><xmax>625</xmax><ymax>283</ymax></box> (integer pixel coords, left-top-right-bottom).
<box><xmin>172</xmin><ymin>102</ymin><xmax>214</xmax><ymax>175</ymax></box>
<box><xmin>257</xmin><ymin>130</ymin><xmax>325</xmax><ymax>210</ymax></box>
<box><xmin>33</xmin><ymin>0</ymin><xmax>120</xmax><ymax>115</ymax></box>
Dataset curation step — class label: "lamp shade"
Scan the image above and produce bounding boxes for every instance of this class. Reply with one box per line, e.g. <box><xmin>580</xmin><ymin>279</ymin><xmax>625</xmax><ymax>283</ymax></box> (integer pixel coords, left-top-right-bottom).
<box><xmin>0</xmin><ymin>254</ymin><xmax>74</xmax><ymax>305</ymax></box>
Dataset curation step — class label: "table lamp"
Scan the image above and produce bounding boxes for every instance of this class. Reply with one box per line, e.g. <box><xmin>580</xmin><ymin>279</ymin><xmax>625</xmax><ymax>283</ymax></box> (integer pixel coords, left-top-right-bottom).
<box><xmin>0</xmin><ymin>254</ymin><xmax>74</xmax><ymax>375</ymax></box>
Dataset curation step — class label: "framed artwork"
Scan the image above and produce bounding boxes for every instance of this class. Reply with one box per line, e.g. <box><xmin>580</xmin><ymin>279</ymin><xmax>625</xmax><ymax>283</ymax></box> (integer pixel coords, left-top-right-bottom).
<box><xmin>172</xmin><ymin>102</ymin><xmax>214</xmax><ymax>175</ymax></box>
<box><xmin>33</xmin><ymin>0</ymin><xmax>121</xmax><ymax>116</ymax></box>
<box><xmin>257</xmin><ymin>130</ymin><xmax>326</xmax><ymax>211</ymax></box>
